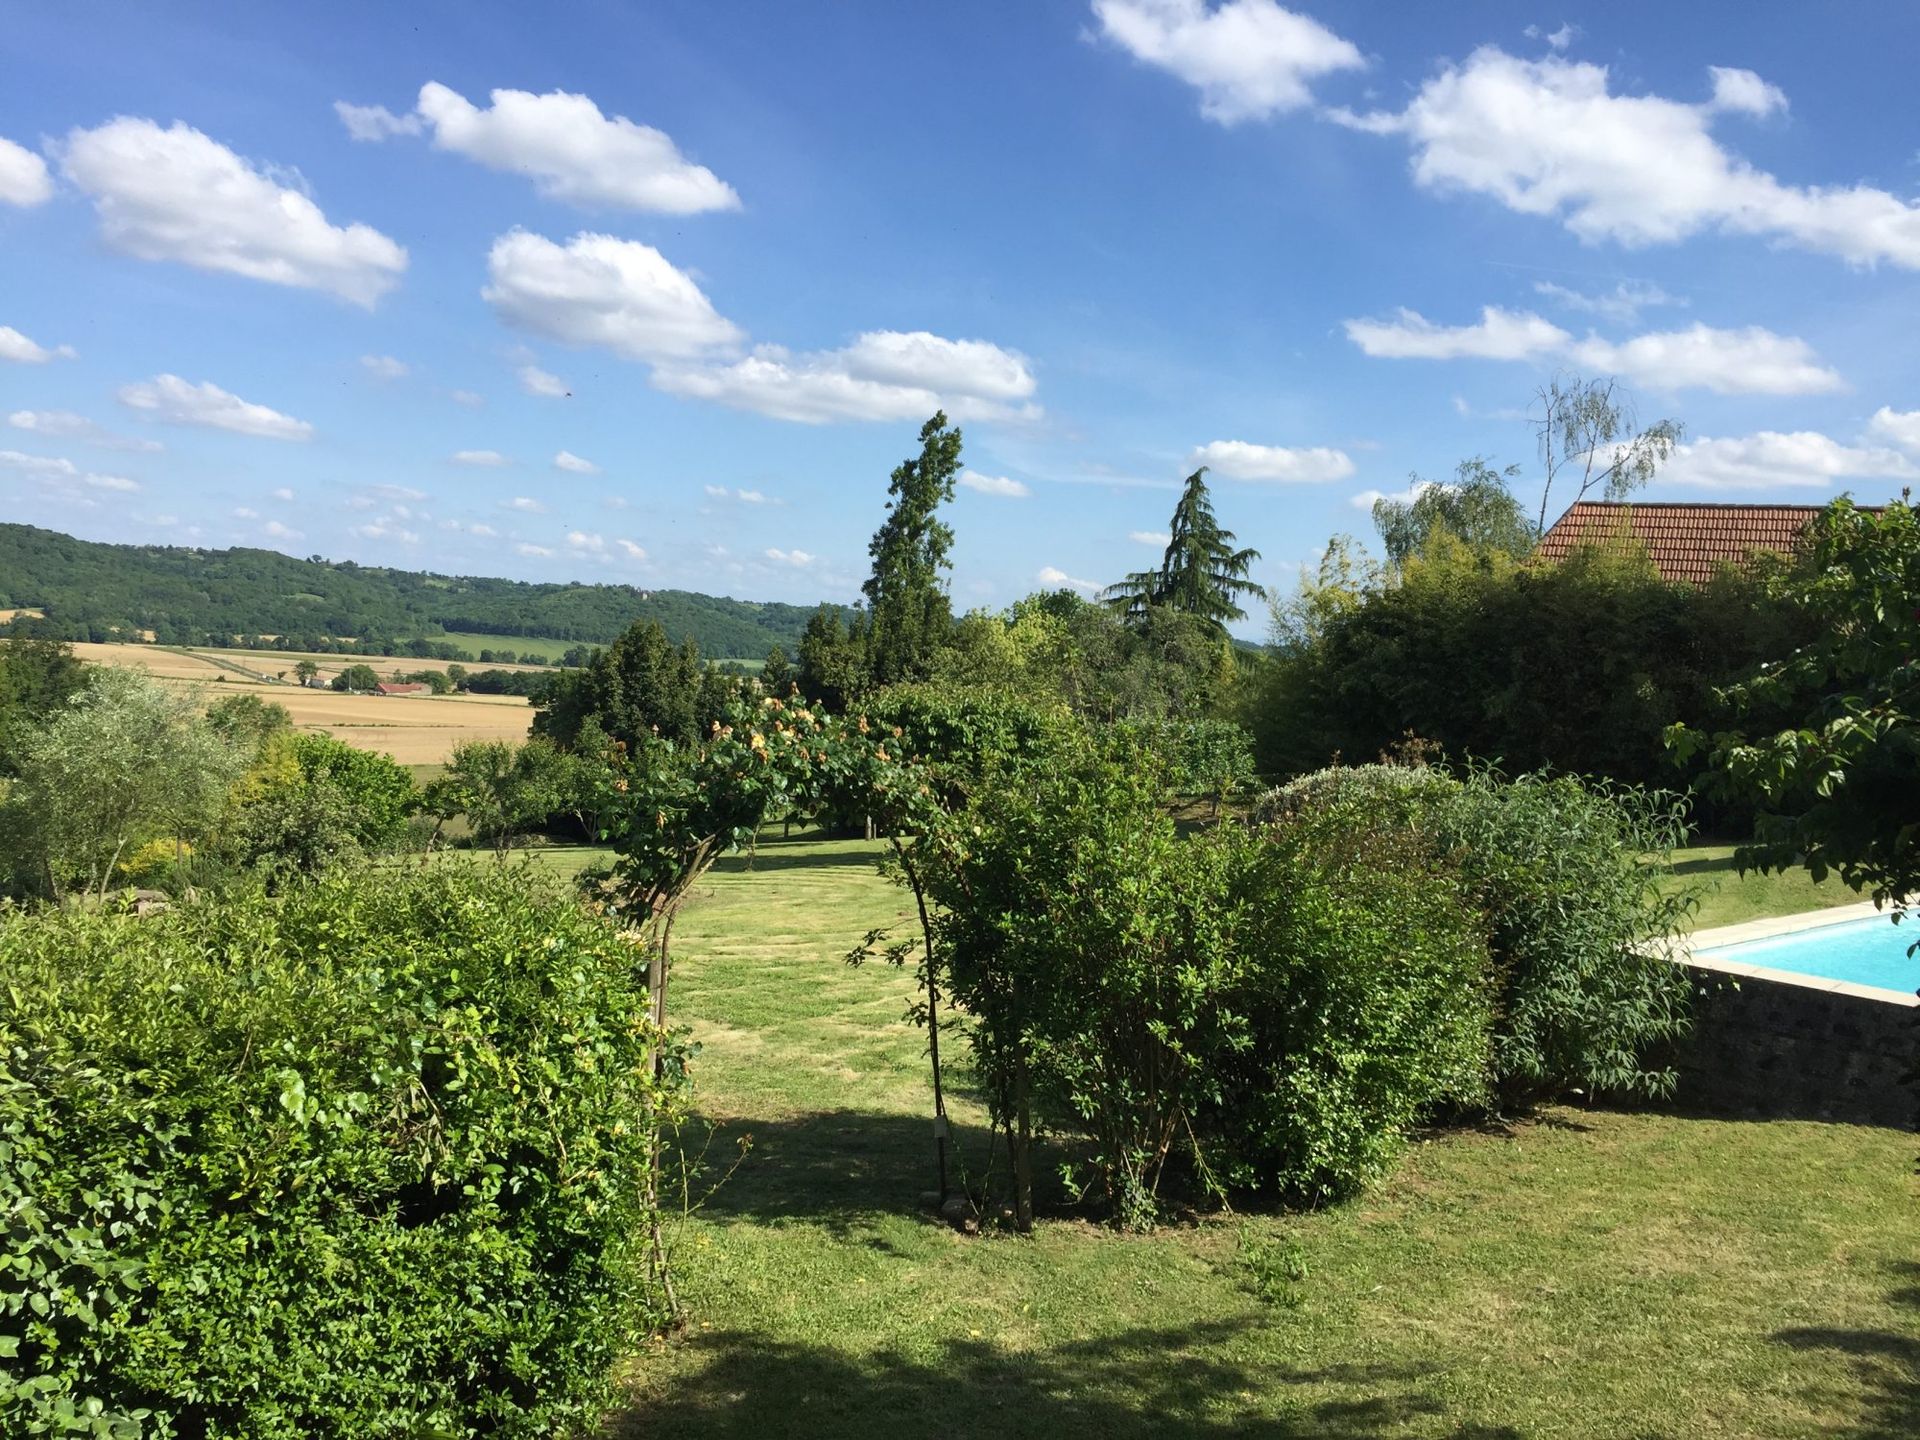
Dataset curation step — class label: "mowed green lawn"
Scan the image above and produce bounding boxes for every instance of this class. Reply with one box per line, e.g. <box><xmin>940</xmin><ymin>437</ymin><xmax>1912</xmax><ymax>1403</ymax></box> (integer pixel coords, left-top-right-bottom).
<box><xmin>1666</xmin><ymin>843</ymin><xmax>1859</xmax><ymax>930</ymax></box>
<box><xmin>610</xmin><ymin>834</ymin><xmax>1920</xmax><ymax>1439</ymax></box>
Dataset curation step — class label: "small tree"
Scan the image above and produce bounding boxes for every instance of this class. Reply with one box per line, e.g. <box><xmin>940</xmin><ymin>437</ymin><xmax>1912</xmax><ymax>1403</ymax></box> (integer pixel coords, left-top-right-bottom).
<box><xmin>863</xmin><ymin>411</ymin><xmax>964</xmax><ymax>685</ymax></box>
<box><xmin>332</xmin><ymin>663</ymin><xmax>381</xmax><ymax>693</ymax></box>
<box><xmin>293</xmin><ymin>659</ymin><xmax>319</xmax><ymax>686</ymax></box>
<box><xmin>1532</xmin><ymin>374</ymin><xmax>1681</xmax><ymax>534</ymax></box>
<box><xmin>1374</xmin><ymin>457</ymin><xmax>1536</xmax><ymax>568</ymax></box>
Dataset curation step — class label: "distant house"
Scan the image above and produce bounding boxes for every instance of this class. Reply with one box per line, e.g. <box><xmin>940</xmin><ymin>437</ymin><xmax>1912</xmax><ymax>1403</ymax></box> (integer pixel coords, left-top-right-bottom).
<box><xmin>376</xmin><ymin>682</ymin><xmax>429</xmax><ymax>696</ymax></box>
<box><xmin>1534</xmin><ymin>501</ymin><xmax>1880</xmax><ymax>585</ymax></box>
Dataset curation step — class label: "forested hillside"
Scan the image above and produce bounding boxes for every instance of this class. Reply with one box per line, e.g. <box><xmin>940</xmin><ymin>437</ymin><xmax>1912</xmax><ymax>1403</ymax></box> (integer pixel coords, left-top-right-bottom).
<box><xmin>0</xmin><ymin>524</ymin><xmax>827</xmax><ymax>658</ymax></box>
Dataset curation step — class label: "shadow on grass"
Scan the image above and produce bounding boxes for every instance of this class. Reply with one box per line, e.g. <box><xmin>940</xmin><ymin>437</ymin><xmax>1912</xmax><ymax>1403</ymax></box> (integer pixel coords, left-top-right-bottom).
<box><xmin>715</xmin><ymin>845</ymin><xmax>883</xmax><ymax>876</ymax></box>
<box><xmin>611</xmin><ymin>1319</ymin><xmax>1526</xmax><ymax>1439</ymax></box>
<box><xmin>1771</xmin><ymin>1259</ymin><xmax>1920</xmax><ymax>1440</ymax></box>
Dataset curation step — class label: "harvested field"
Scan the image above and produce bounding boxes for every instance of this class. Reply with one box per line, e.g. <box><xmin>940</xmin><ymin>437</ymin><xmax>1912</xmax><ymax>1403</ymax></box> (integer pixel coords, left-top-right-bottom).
<box><xmin>0</xmin><ymin>608</ymin><xmax>46</xmax><ymax>623</ymax></box>
<box><xmin>71</xmin><ymin>642</ymin><xmax>534</xmax><ymax>764</ymax></box>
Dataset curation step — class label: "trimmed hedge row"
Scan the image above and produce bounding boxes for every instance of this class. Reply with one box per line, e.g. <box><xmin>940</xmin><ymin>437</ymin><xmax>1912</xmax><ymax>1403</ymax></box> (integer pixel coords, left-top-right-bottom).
<box><xmin>1</xmin><ymin>863</ymin><xmax>669</xmax><ymax>1439</ymax></box>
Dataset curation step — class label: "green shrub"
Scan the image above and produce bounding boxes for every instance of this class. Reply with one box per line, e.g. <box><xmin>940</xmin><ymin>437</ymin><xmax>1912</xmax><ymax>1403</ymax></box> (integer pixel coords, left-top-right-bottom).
<box><xmin>1262</xmin><ymin>762</ymin><xmax>1694</xmax><ymax>1103</ymax></box>
<box><xmin>0</xmin><ymin>862</ymin><xmax>671</xmax><ymax>1438</ymax></box>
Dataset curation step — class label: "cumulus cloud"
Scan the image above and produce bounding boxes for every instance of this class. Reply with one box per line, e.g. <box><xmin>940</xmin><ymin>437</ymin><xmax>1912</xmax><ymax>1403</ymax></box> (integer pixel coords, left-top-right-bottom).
<box><xmin>1129</xmin><ymin>529</ymin><xmax>1172</xmax><ymax>546</ymax></box>
<box><xmin>8</xmin><ymin>410</ymin><xmax>162</xmax><ymax>452</ymax></box>
<box><xmin>1037</xmin><ymin>564</ymin><xmax>1102</xmax><ymax>595</ymax></box>
<box><xmin>1090</xmin><ymin>0</ymin><xmax>1365</xmax><ymax>123</ymax></box>
<box><xmin>485</xmin><ymin>230</ymin><xmax>744</xmax><ymax>362</ymax></box>
<box><xmin>553</xmin><ymin>449</ymin><xmax>600</xmax><ymax>474</ymax></box>
<box><xmin>60</xmin><ymin>118</ymin><xmax>407</xmax><ymax>305</ymax></box>
<box><xmin>1868</xmin><ymin>407</ymin><xmax>1920</xmax><ymax>453</ymax></box>
<box><xmin>118</xmin><ymin>374</ymin><xmax>314</xmax><ymax>440</ymax></box>
<box><xmin>354</xmin><ymin>519</ymin><xmax>421</xmax><ymax>544</ymax></box>
<box><xmin>399</xmin><ymin>82</ymin><xmax>739</xmax><ymax>213</ymax></box>
<box><xmin>1332</xmin><ymin>49</ymin><xmax>1920</xmax><ymax>268</ymax></box>
<box><xmin>1661</xmin><ymin>431</ymin><xmax>1918</xmax><ymax>490</ymax></box>
<box><xmin>0</xmin><ymin>326</ymin><xmax>76</xmax><ymax>364</ymax></box>
<box><xmin>271</xmin><ymin>486</ymin><xmax>295</xmax><ymax>501</ymax></box>
<box><xmin>1191</xmin><ymin>439</ymin><xmax>1354</xmax><ymax>483</ymax></box>
<box><xmin>0</xmin><ymin>135</ymin><xmax>52</xmax><ymax>206</ymax></box>
<box><xmin>0</xmin><ymin>449</ymin><xmax>140</xmax><ymax>497</ymax></box>
<box><xmin>703</xmin><ymin>484</ymin><xmax>774</xmax><ymax>504</ymax></box>
<box><xmin>503</xmin><ymin>495</ymin><xmax>545</xmax><ymax>512</ymax></box>
<box><xmin>565</xmin><ymin>529</ymin><xmax>607</xmax><ymax>554</ymax></box>
<box><xmin>1345</xmin><ymin>306</ymin><xmax>1842</xmax><ymax>394</ymax></box>
<box><xmin>453</xmin><ymin>449</ymin><xmax>510</xmax><ymax>466</ymax></box>
<box><xmin>516</xmin><ymin>542</ymin><xmax>553</xmax><ymax>558</ymax></box>
<box><xmin>520</xmin><ymin>363</ymin><xmax>569</xmax><ymax>397</ymax></box>
<box><xmin>360</xmin><ymin>353</ymin><xmax>408</xmax><ymax>380</ymax></box>
<box><xmin>263</xmin><ymin>519</ymin><xmax>303</xmax><ymax>541</ymax></box>
<box><xmin>764</xmin><ymin>547</ymin><xmax>815</xmax><ymax>568</ymax></box>
<box><xmin>959</xmin><ymin>469</ymin><xmax>1031</xmax><ymax>498</ymax></box>
<box><xmin>1523</xmin><ymin>22</ymin><xmax>1577</xmax><ymax>51</ymax></box>
<box><xmin>616</xmin><ymin>538</ymin><xmax>647</xmax><ymax>561</ymax></box>
<box><xmin>1349</xmin><ymin>479</ymin><xmax>1435</xmax><ymax>510</ymax></box>
<box><xmin>655</xmin><ymin>330</ymin><xmax>1040</xmax><ymax>424</ymax></box>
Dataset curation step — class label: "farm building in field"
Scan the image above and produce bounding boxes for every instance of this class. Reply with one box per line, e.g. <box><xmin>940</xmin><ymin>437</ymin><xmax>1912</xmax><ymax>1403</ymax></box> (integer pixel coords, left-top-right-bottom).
<box><xmin>376</xmin><ymin>682</ymin><xmax>430</xmax><ymax>696</ymax></box>
<box><xmin>1534</xmin><ymin>501</ymin><xmax>1883</xmax><ymax>585</ymax></box>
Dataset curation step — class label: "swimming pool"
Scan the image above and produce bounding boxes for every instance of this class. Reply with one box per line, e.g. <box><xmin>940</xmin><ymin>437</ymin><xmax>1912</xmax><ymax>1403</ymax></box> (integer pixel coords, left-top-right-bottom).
<box><xmin>1697</xmin><ymin>913</ymin><xmax>1919</xmax><ymax>996</ymax></box>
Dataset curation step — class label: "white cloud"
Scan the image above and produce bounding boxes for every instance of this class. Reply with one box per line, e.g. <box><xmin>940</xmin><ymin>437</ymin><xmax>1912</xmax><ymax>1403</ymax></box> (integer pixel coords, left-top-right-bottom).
<box><xmin>118</xmin><ymin>374</ymin><xmax>314</xmax><ymax>440</ymax></box>
<box><xmin>1349</xmin><ymin>479</ymin><xmax>1435</xmax><ymax>511</ymax></box>
<box><xmin>8</xmin><ymin>410</ymin><xmax>160</xmax><ymax>452</ymax></box>
<box><xmin>271</xmin><ymin>486</ymin><xmax>295</xmax><ymax>501</ymax></box>
<box><xmin>616</xmin><ymin>538</ymin><xmax>647</xmax><ymax>561</ymax></box>
<box><xmin>1191</xmin><ymin>438</ymin><xmax>1354</xmax><ymax>483</ymax></box>
<box><xmin>453</xmin><ymin>449</ymin><xmax>510</xmax><ymax>467</ymax></box>
<box><xmin>448</xmin><ymin>389</ymin><xmax>485</xmax><ymax>408</ymax></box>
<box><xmin>565</xmin><ymin>529</ymin><xmax>607</xmax><ymax>554</ymax></box>
<box><xmin>0</xmin><ymin>135</ymin><xmax>52</xmax><ymax>206</ymax></box>
<box><xmin>333</xmin><ymin>101</ymin><xmax>423</xmax><ymax>141</ymax></box>
<box><xmin>1346</xmin><ymin>306</ymin><xmax>1842</xmax><ymax>395</ymax></box>
<box><xmin>485</xmin><ymin>229</ymin><xmax>744</xmax><ymax>362</ymax></box>
<box><xmin>1661</xmin><ymin>431</ymin><xmax>1919</xmax><ymax>491</ymax></box>
<box><xmin>655</xmin><ymin>330</ymin><xmax>1039</xmax><ymax>424</ymax></box>
<box><xmin>1129</xmin><ymin>529</ymin><xmax>1172</xmax><ymax>546</ymax></box>
<box><xmin>504</xmin><ymin>495</ymin><xmax>545</xmax><ymax>512</ymax></box>
<box><xmin>1868</xmin><ymin>407</ymin><xmax>1920</xmax><ymax>453</ymax></box>
<box><xmin>410</xmin><ymin>82</ymin><xmax>739</xmax><ymax>213</ymax></box>
<box><xmin>1333</xmin><ymin>49</ymin><xmax>1920</xmax><ymax>269</ymax></box>
<box><xmin>1091</xmin><ymin>0</ymin><xmax>1365</xmax><ymax>123</ymax></box>
<box><xmin>355</xmin><ymin>519</ymin><xmax>420</xmax><ymax>544</ymax></box>
<box><xmin>604</xmin><ymin>495</ymin><xmax>632</xmax><ymax>510</ymax></box>
<box><xmin>516</xmin><ymin>543</ymin><xmax>553</xmax><ymax>558</ymax></box>
<box><xmin>0</xmin><ymin>326</ymin><xmax>76</xmax><ymax>364</ymax></box>
<box><xmin>959</xmin><ymin>469</ymin><xmax>1031</xmax><ymax>498</ymax></box>
<box><xmin>1532</xmin><ymin>278</ymin><xmax>1681</xmax><ymax>324</ymax></box>
<box><xmin>764</xmin><ymin>547</ymin><xmax>815</xmax><ymax>567</ymax></box>
<box><xmin>520</xmin><ymin>363</ymin><xmax>569</xmax><ymax>397</ymax></box>
<box><xmin>233</xmin><ymin>506</ymin><xmax>259</xmax><ymax>519</ymax></box>
<box><xmin>263</xmin><ymin>519</ymin><xmax>303</xmax><ymax>541</ymax></box>
<box><xmin>1037</xmin><ymin>564</ymin><xmax>1102</xmax><ymax>595</ymax></box>
<box><xmin>360</xmin><ymin>353</ymin><xmax>408</xmax><ymax>380</ymax></box>
<box><xmin>0</xmin><ymin>449</ymin><xmax>139</xmax><ymax>495</ymax></box>
<box><xmin>553</xmin><ymin>449</ymin><xmax>600</xmax><ymax>474</ymax></box>
<box><xmin>60</xmin><ymin>118</ymin><xmax>406</xmax><ymax>305</ymax></box>
<box><xmin>1346</xmin><ymin>305</ymin><xmax>1568</xmax><ymax>362</ymax></box>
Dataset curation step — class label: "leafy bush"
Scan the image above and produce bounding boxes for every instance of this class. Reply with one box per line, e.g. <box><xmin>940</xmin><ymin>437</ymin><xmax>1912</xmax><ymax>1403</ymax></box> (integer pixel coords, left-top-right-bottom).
<box><xmin>217</xmin><ymin>733</ymin><xmax>417</xmax><ymax>883</ymax></box>
<box><xmin>1112</xmin><ymin>716</ymin><xmax>1256</xmax><ymax>813</ymax></box>
<box><xmin>0</xmin><ymin>863</ymin><xmax>672</xmax><ymax>1438</ymax></box>
<box><xmin>1262</xmin><ymin>762</ymin><xmax>1694</xmax><ymax>1102</ymax></box>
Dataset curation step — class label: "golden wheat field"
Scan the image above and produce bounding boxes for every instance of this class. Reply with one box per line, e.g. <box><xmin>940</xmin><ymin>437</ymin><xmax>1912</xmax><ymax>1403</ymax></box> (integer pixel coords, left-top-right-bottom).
<box><xmin>71</xmin><ymin>643</ymin><xmax>535</xmax><ymax>764</ymax></box>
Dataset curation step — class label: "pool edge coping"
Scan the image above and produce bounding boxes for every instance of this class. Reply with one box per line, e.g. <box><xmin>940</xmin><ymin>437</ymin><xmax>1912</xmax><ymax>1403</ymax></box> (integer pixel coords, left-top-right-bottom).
<box><xmin>1676</xmin><ymin>902</ymin><xmax>1918</xmax><ymax>1008</ymax></box>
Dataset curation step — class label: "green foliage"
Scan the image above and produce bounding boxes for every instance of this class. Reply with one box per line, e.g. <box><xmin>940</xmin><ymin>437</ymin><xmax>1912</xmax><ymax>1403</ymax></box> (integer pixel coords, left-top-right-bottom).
<box><xmin>535</xmin><ymin>619</ymin><xmax>708</xmax><ymax>750</ymax></box>
<box><xmin>0</xmin><ymin>521</ymin><xmax>826</xmax><ymax>658</ymax></box>
<box><xmin>1263</xmin><ymin>763</ymin><xmax>1695</xmax><ymax>1102</ymax></box>
<box><xmin>1255</xmin><ymin>536</ymin><xmax>1805</xmax><ymax>802</ymax></box>
<box><xmin>330</xmin><ymin>663</ymin><xmax>382</xmax><ymax>693</ymax></box>
<box><xmin>203</xmin><ymin>691</ymin><xmax>293</xmax><ymax>752</ymax></box>
<box><xmin>0</xmin><ymin>863</ymin><xmax>673</xmax><ymax>1438</ymax></box>
<box><xmin>1106</xmin><ymin>469</ymin><xmax>1263</xmax><ymax>633</ymax></box>
<box><xmin>0</xmin><ymin>639</ymin><xmax>87</xmax><ymax>778</ymax></box>
<box><xmin>219</xmin><ymin>733</ymin><xmax>418</xmax><ymax>881</ymax></box>
<box><xmin>1671</xmin><ymin>495</ymin><xmax>1920</xmax><ymax>909</ymax></box>
<box><xmin>863</xmin><ymin>413</ymin><xmax>964</xmax><ymax>686</ymax></box>
<box><xmin>2</xmin><ymin>669</ymin><xmax>243</xmax><ymax>900</ymax></box>
<box><xmin>428</xmin><ymin>738</ymin><xmax>574</xmax><ymax>853</ymax></box>
<box><xmin>795</xmin><ymin>605</ymin><xmax>866</xmax><ymax>713</ymax></box>
<box><xmin>1111</xmin><ymin>716</ymin><xmax>1256</xmax><ymax>811</ymax></box>
<box><xmin>1373</xmin><ymin>457</ymin><xmax>1536</xmax><ymax>568</ymax></box>
<box><xmin>1530</xmin><ymin>374</ymin><xmax>1681</xmax><ymax>534</ymax></box>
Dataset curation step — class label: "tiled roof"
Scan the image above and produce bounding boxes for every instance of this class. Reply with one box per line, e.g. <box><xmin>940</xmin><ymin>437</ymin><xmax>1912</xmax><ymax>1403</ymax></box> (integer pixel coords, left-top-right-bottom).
<box><xmin>1533</xmin><ymin>501</ymin><xmax>1870</xmax><ymax>584</ymax></box>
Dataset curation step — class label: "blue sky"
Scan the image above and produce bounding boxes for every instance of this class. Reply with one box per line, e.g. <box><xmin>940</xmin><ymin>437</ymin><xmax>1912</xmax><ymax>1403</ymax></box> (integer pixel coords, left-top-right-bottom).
<box><xmin>5</xmin><ymin>2</ymin><xmax>1920</xmax><ymax>634</ymax></box>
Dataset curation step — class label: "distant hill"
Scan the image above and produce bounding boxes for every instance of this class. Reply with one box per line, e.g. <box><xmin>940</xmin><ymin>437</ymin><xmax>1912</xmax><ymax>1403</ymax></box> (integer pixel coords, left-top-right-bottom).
<box><xmin>0</xmin><ymin>524</ymin><xmax>829</xmax><ymax>660</ymax></box>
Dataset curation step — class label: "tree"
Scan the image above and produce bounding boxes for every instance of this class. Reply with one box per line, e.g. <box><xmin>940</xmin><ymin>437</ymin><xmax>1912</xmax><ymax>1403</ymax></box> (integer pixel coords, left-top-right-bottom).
<box><xmin>863</xmin><ymin>411</ymin><xmax>965</xmax><ymax>685</ymax></box>
<box><xmin>293</xmin><ymin>659</ymin><xmax>319</xmax><ymax>685</ymax></box>
<box><xmin>428</xmin><ymin>738</ymin><xmax>570</xmax><ymax>853</ymax></box>
<box><xmin>533</xmin><ymin>619</ymin><xmax>703</xmax><ymax>749</ymax></box>
<box><xmin>1106</xmin><ymin>468</ymin><xmax>1263</xmax><ymax>634</ymax></box>
<box><xmin>332</xmin><ymin>663</ymin><xmax>381</xmax><ymax>693</ymax></box>
<box><xmin>761</xmin><ymin>643</ymin><xmax>793</xmax><ymax>696</ymax></box>
<box><xmin>4</xmin><ymin>669</ymin><xmax>243</xmax><ymax>900</ymax></box>
<box><xmin>1670</xmin><ymin>495</ymin><xmax>1920</xmax><ymax>910</ymax></box>
<box><xmin>0</xmin><ymin>638</ymin><xmax>86</xmax><ymax>776</ymax></box>
<box><xmin>1532</xmin><ymin>374</ymin><xmax>1681</xmax><ymax>534</ymax></box>
<box><xmin>1373</xmin><ymin>458</ymin><xmax>1536</xmax><ymax>568</ymax></box>
<box><xmin>205</xmin><ymin>692</ymin><xmax>293</xmax><ymax>752</ymax></box>
<box><xmin>796</xmin><ymin>605</ymin><xmax>865</xmax><ymax>711</ymax></box>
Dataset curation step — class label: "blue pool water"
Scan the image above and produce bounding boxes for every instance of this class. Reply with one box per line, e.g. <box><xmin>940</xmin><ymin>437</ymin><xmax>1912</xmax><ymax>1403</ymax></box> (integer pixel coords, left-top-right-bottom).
<box><xmin>1701</xmin><ymin>915</ymin><xmax>1919</xmax><ymax>995</ymax></box>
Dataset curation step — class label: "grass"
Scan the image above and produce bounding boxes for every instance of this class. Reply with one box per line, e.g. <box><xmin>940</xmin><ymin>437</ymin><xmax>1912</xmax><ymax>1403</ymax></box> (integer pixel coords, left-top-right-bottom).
<box><xmin>610</xmin><ymin>834</ymin><xmax>1920</xmax><ymax>1439</ymax></box>
<box><xmin>1667</xmin><ymin>842</ymin><xmax>1859</xmax><ymax>930</ymax></box>
<box><xmin>432</xmin><ymin>631</ymin><xmax>581</xmax><ymax>663</ymax></box>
